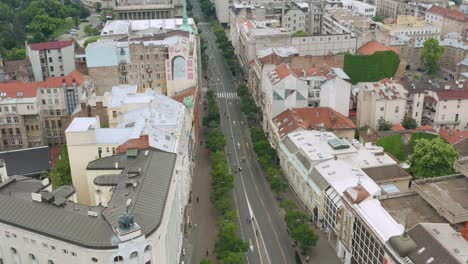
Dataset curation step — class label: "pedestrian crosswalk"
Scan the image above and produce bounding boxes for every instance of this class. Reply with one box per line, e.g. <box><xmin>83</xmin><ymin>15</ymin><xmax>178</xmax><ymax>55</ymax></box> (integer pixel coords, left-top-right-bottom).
<box><xmin>216</xmin><ymin>92</ymin><xmax>239</xmax><ymax>99</ymax></box>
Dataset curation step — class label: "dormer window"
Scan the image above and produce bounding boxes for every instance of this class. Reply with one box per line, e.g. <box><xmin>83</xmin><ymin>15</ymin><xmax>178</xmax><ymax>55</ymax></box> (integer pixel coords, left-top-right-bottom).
<box><xmin>17</xmin><ymin>91</ymin><xmax>23</xmax><ymax>97</ymax></box>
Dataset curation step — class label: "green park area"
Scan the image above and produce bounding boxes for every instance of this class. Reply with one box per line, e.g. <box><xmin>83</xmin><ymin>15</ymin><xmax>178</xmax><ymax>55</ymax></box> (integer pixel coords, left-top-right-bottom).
<box><xmin>376</xmin><ymin>132</ymin><xmax>438</xmax><ymax>162</ymax></box>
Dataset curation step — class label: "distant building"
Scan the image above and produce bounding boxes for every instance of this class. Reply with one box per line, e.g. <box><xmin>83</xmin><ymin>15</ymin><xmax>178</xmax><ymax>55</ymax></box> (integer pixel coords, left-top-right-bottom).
<box><xmin>425</xmin><ymin>5</ymin><xmax>468</xmax><ymax>38</ymax></box>
<box><xmin>106</xmin><ymin>0</ymin><xmax>184</xmax><ymax>19</ymax></box>
<box><xmin>356</xmin><ymin>79</ymin><xmax>408</xmax><ymax>129</ymax></box>
<box><xmin>342</xmin><ymin>0</ymin><xmax>377</xmax><ymax>18</ymax></box>
<box><xmin>374</xmin><ymin>0</ymin><xmax>416</xmax><ymax>18</ymax></box>
<box><xmin>440</xmin><ymin>129</ymin><xmax>468</xmax><ymax>156</ymax></box>
<box><xmin>26</xmin><ymin>41</ymin><xmax>76</xmax><ymax>82</ymax></box>
<box><xmin>87</xmin><ymin>19</ymin><xmax>198</xmax><ymax>96</ymax></box>
<box><xmin>0</xmin><ymin>71</ymin><xmax>93</xmax><ymax>151</ymax></box>
<box><xmin>2</xmin><ymin>60</ymin><xmax>34</xmax><ymax>82</ymax></box>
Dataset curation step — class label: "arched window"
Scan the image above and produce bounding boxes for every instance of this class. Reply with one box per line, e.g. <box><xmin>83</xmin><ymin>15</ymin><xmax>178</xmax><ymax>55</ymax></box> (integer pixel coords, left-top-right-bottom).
<box><xmin>172</xmin><ymin>56</ymin><xmax>187</xmax><ymax>80</ymax></box>
<box><xmin>48</xmin><ymin>260</ymin><xmax>55</xmax><ymax>264</ymax></box>
<box><xmin>114</xmin><ymin>256</ymin><xmax>124</xmax><ymax>262</ymax></box>
<box><xmin>91</xmin><ymin>257</ymin><xmax>98</xmax><ymax>262</ymax></box>
<box><xmin>11</xmin><ymin>247</ymin><xmax>17</xmax><ymax>254</ymax></box>
<box><xmin>130</xmin><ymin>251</ymin><xmax>138</xmax><ymax>258</ymax></box>
<box><xmin>29</xmin><ymin>254</ymin><xmax>35</xmax><ymax>260</ymax></box>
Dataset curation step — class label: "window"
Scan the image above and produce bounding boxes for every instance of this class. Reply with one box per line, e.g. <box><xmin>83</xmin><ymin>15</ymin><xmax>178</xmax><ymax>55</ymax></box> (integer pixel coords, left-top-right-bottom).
<box><xmin>12</xmin><ymin>106</ymin><xmax>16</xmax><ymax>112</ymax></box>
<box><xmin>11</xmin><ymin>247</ymin><xmax>17</xmax><ymax>254</ymax></box>
<box><xmin>50</xmin><ymin>66</ymin><xmax>54</xmax><ymax>71</ymax></box>
<box><xmin>4</xmin><ymin>106</ymin><xmax>8</xmax><ymax>112</ymax></box>
<box><xmin>48</xmin><ymin>99</ymin><xmax>52</xmax><ymax>104</ymax></box>
<box><xmin>30</xmin><ymin>253</ymin><xmax>36</xmax><ymax>260</ymax></box>
<box><xmin>144</xmin><ymin>245</ymin><xmax>151</xmax><ymax>252</ymax></box>
<box><xmin>57</xmin><ymin>120</ymin><xmax>62</xmax><ymax>128</ymax></box>
<box><xmin>48</xmin><ymin>261</ymin><xmax>54</xmax><ymax>264</ymax></box>
<box><xmin>62</xmin><ymin>249</ymin><xmax>68</xmax><ymax>254</ymax></box>
<box><xmin>56</xmin><ymin>110</ymin><xmax>60</xmax><ymax>115</ymax></box>
<box><xmin>18</xmin><ymin>139</ymin><xmax>22</xmax><ymax>145</ymax></box>
<box><xmin>10</xmin><ymin>139</ymin><xmax>15</xmax><ymax>145</ymax></box>
<box><xmin>16</xmin><ymin>128</ymin><xmax>20</xmax><ymax>134</ymax></box>
<box><xmin>380</xmin><ymin>107</ymin><xmax>384</xmax><ymax>111</ymax></box>
<box><xmin>50</xmin><ymin>110</ymin><xmax>54</xmax><ymax>116</ymax></box>
<box><xmin>395</xmin><ymin>106</ymin><xmax>399</xmax><ymax>113</ymax></box>
<box><xmin>51</xmin><ymin>246</ymin><xmax>56</xmax><ymax>250</ymax></box>
<box><xmin>5</xmin><ymin>231</ymin><xmax>10</xmax><ymax>238</ymax></box>
<box><xmin>41</xmin><ymin>89</ymin><xmax>45</xmax><ymax>94</ymax></box>
<box><xmin>42</xmin><ymin>243</ymin><xmax>48</xmax><ymax>248</ymax></box>
<box><xmin>443</xmin><ymin>105</ymin><xmax>446</xmax><ymax>109</ymax></box>
<box><xmin>415</xmin><ymin>112</ymin><xmax>418</xmax><ymax>117</ymax></box>
<box><xmin>55</xmin><ymin>99</ymin><xmax>59</xmax><ymax>104</ymax></box>
<box><xmin>8</xmin><ymin>128</ymin><xmax>13</xmax><ymax>135</ymax></box>
<box><xmin>92</xmin><ymin>258</ymin><xmax>98</xmax><ymax>263</ymax></box>
<box><xmin>130</xmin><ymin>252</ymin><xmax>138</xmax><ymax>258</ymax></box>
<box><xmin>71</xmin><ymin>252</ymin><xmax>77</xmax><ymax>256</ymax></box>
<box><xmin>0</xmin><ymin>129</ymin><xmax>4</xmax><ymax>135</ymax></box>
<box><xmin>114</xmin><ymin>256</ymin><xmax>124</xmax><ymax>262</ymax></box>
<box><xmin>3</xmin><ymin>139</ymin><xmax>7</xmax><ymax>146</ymax></box>
<box><xmin>113</xmin><ymin>111</ymin><xmax>117</xmax><ymax>118</ymax></box>
<box><xmin>13</xmin><ymin>117</ymin><xmax>18</xmax><ymax>123</ymax></box>
<box><xmin>42</xmin><ymin>99</ymin><xmax>46</xmax><ymax>105</ymax></box>
<box><xmin>106</xmin><ymin>147</ymin><xmax>110</xmax><ymax>153</ymax></box>
<box><xmin>49</xmin><ymin>57</ymin><xmax>52</xmax><ymax>63</ymax></box>
<box><xmin>0</xmin><ymin>118</ymin><xmax>3</xmax><ymax>124</ymax></box>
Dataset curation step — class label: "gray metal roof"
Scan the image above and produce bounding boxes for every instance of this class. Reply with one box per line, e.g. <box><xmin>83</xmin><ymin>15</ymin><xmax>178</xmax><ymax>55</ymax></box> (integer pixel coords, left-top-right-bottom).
<box><xmin>0</xmin><ymin>146</ymin><xmax>50</xmax><ymax>176</ymax></box>
<box><xmin>0</xmin><ymin>148</ymin><xmax>177</xmax><ymax>249</ymax></box>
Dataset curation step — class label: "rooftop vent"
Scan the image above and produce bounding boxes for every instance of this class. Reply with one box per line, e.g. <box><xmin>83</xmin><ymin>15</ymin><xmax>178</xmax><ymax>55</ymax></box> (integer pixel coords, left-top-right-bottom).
<box><xmin>328</xmin><ymin>138</ymin><xmax>350</xmax><ymax>150</ymax></box>
<box><xmin>88</xmin><ymin>211</ymin><xmax>98</xmax><ymax>217</ymax></box>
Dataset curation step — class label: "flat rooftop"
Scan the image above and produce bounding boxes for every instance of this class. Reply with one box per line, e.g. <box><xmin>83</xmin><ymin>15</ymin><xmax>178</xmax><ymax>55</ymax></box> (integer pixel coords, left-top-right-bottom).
<box><xmin>380</xmin><ymin>193</ymin><xmax>448</xmax><ymax>229</ymax></box>
<box><xmin>413</xmin><ymin>175</ymin><xmax>468</xmax><ymax>224</ymax></box>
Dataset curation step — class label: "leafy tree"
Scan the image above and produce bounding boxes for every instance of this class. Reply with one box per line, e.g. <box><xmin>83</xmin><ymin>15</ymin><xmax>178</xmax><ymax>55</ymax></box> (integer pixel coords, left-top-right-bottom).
<box><xmin>215</xmin><ymin>221</ymin><xmax>249</xmax><ymax>259</ymax></box>
<box><xmin>401</xmin><ymin>115</ymin><xmax>417</xmax><ymax>129</ymax></box>
<box><xmin>420</xmin><ymin>38</ymin><xmax>444</xmax><ymax>75</ymax></box>
<box><xmin>409</xmin><ymin>138</ymin><xmax>459</xmax><ymax>178</ymax></box>
<box><xmin>291</xmin><ymin>224</ymin><xmax>318</xmax><ymax>251</ymax></box>
<box><xmin>372</xmin><ymin>15</ymin><xmax>385</xmax><ymax>23</ymax></box>
<box><xmin>378</xmin><ymin>118</ymin><xmax>392</xmax><ymax>131</ymax></box>
<box><xmin>292</xmin><ymin>30</ymin><xmax>309</xmax><ymax>37</ymax></box>
<box><xmin>220</xmin><ymin>252</ymin><xmax>244</xmax><ymax>264</ymax></box>
<box><xmin>83</xmin><ymin>36</ymin><xmax>99</xmax><ymax>47</ymax></box>
<box><xmin>84</xmin><ymin>25</ymin><xmax>100</xmax><ymax>36</ymax></box>
<box><xmin>29</xmin><ymin>15</ymin><xmax>63</xmax><ymax>39</ymax></box>
<box><xmin>200</xmin><ymin>259</ymin><xmax>213</xmax><ymax>264</ymax></box>
<box><xmin>48</xmin><ymin>145</ymin><xmax>72</xmax><ymax>187</ymax></box>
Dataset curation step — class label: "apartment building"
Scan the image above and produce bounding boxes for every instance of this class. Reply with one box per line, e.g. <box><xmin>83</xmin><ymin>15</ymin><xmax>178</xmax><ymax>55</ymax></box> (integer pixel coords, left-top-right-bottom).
<box><xmin>439</xmin><ymin>33</ymin><xmax>468</xmax><ymax>80</ymax></box>
<box><xmin>107</xmin><ymin>0</ymin><xmax>184</xmax><ymax>19</ymax></box>
<box><xmin>377</xmin><ymin>15</ymin><xmax>441</xmax><ymax>47</ymax></box>
<box><xmin>26</xmin><ymin>41</ymin><xmax>76</xmax><ymax>82</ymax></box>
<box><xmin>0</xmin><ymin>71</ymin><xmax>93</xmax><ymax>151</ymax></box>
<box><xmin>0</xmin><ymin>146</ymin><xmax>190</xmax><ymax>264</ymax></box>
<box><xmin>322</xmin><ymin>8</ymin><xmax>377</xmax><ymax>47</ymax></box>
<box><xmin>403</xmin><ymin>78</ymin><xmax>468</xmax><ymax>131</ymax></box>
<box><xmin>356</xmin><ymin>79</ymin><xmax>408</xmax><ymax>129</ymax></box>
<box><xmin>66</xmin><ymin>85</ymin><xmax>194</xmax><ymax>205</ymax></box>
<box><xmin>282</xmin><ymin>4</ymin><xmax>308</xmax><ymax>32</ymax></box>
<box><xmin>425</xmin><ymin>6</ymin><xmax>468</xmax><ymax>37</ymax></box>
<box><xmin>342</xmin><ymin>0</ymin><xmax>377</xmax><ymax>18</ymax></box>
<box><xmin>277</xmin><ymin>130</ymin><xmax>416</xmax><ymax>264</ymax></box>
<box><xmin>374</xmin><ymin>0</ymin><xmax>415</xmax><ymax>18</ymax></box>
<box><xmin>87</xmin><ymin>19</ymin><xmax>198</xmax><ymax>96</ymax></box>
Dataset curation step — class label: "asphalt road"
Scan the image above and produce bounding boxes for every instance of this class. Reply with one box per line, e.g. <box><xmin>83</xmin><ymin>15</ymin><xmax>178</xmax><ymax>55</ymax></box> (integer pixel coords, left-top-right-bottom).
<box><xmin>191</xmin><ymin>3</ymin><xmax>297</xmax><ymax>264</ymax></box>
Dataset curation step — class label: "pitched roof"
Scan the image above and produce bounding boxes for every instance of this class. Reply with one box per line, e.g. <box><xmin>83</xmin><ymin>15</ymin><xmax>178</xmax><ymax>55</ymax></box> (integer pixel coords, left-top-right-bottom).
<box><xmin>28</xmin><ymin>40</ymin><xmax>74</xmax><ymax>51</ymax></box>
<box><xmin>436</xmin><ymin>89</ymin><xmax>468</xmax><ymax>100</ymax></box>
<box><xmin>429</xmin><ymin>5</ymin><xmax>467</xmax><ymax>22</ymax></box>
<box><xmin>357</xmin><ymin>41</ymin><xmax>400</xmax><ymax>56</ymax></box>
<box><xmin>439</xmin><ymin>129</ymin><xmax>468</xmax><ymax>144</ymax></box>
<box><xmin>273</xmin><ymin>107</ymin><xmax>356</xmax><ymax>138</ymax></box>
<box><xmin>0</xmin><ymin>71</ymin><xmax>83</xmax><ymax>99</ymax></box>
<box><xmin>292</xmin><ymin>65</ymin><xmax>332</xmax><ymax>78</ymax></box>
<box><xmin>268</xmin><ymin>63</ymin><xmax>296</xmax><ymax>84</ymax></box>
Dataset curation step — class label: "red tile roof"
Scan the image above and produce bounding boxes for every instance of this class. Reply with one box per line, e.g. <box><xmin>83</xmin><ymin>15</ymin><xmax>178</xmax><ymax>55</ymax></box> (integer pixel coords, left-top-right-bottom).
<box><xmin>273</xmin><ymin>107</ymin><xmax>356</xmax><ymax>138</ymax></box>
<box><xmin>391</xmin><ymin>123</ymin><xmax>405</xmax><ymax>131</ymax></box>
<box><xmin>28</xmin><ymin>40</ymin><xmax>74</xmax><ymax>51</ymax></box>
<box><xmin>0</xmin><ymin>71</ymin><xmax>83</xmax><ymax>99</ymax></box>
<box><xmin>436</xmin><ymin>89</ymin><xmax>468</xmax><ymax>100</ymax></box>
<box><xmin>357</xmin><ymin>41</ymin><xmax>400</xmax><ymax>56</ymax></box>
<box><xmin>292</xmin><ymin>65</ymin><xmax>332</xmax><ymax>78</ymax></box>
<box><xmin>439</xmin><ymin>129</ymin><xmax>468</xmax><ymax>144</ymax></box>
<box><xmin>429</xmin><ymin>6</ymin><xmax>467</xmax><ymax>22</ymax></box>
<box><xmin>269</xmin><ymin>63</ymin><xmax>295</xmax><ymax>83</ymax></box>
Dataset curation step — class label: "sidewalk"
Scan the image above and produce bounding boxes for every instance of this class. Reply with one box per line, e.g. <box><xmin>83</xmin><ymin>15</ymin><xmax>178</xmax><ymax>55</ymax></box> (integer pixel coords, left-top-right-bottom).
<box><xmin>184</xmin><ymin>99</ymin><xmax>219</xmax><ymax>264</ymax></box>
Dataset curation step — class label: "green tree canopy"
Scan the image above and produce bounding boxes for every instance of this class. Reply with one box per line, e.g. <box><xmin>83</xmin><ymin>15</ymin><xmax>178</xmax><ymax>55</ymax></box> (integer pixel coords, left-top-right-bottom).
<box><xmin>292</xmin><ymin>30</ymin><xmax>309</xmax><ymax>37</ymax></box>
<box><xmin>372</xmin><ymin>15</ymin><xmax>385</xmax><ymax>22</ymax></box>
<box><xmin>420</xmin><ymin>38</ymin><xmax>444</xmax><ymax>75</ymax></box>
<box><xmin>49</xmin><ymin>145</ymin><xmax>72</xmax><ymax>187</ymax></box>
<box><xmin>378</xmin><ymin>118</ymin><xmax>392</xmax><ymax>131</ymax></box>
<box><xmin>409</xmin><ymin>138</ymin><xmax>459</xmax><ymax>178</ymax></box>
<box><xmin>401</xmin><ymin>115</ymin><xmax>418</xmax><ymax>129</ymax></box>
<box><xmin>29</xmin><ymin>15</ymin><xmax>63</xmax><ymax>39</ymax></box>
<box><xmin>206</xmin><ymin>128</ymin><xmax>225</xmax><ymax>153</ymax></box>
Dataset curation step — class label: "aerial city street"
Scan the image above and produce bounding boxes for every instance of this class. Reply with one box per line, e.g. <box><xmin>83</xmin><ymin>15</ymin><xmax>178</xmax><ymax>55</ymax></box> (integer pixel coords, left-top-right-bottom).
<box><xmin>0</xmin><ymin>0</ymin><xmax>467</xmax><ymax>263</ymax></box>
